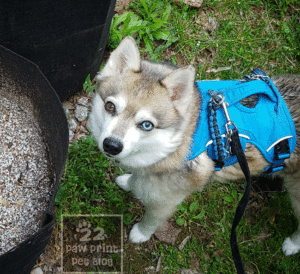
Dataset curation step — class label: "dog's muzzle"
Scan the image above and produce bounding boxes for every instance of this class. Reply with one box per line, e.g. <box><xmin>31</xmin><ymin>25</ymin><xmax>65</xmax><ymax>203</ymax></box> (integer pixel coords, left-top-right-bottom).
<box><xmin>103</xmin><ymin>137</ymin><xmax>123</xmax><ymax>156</ymax></box>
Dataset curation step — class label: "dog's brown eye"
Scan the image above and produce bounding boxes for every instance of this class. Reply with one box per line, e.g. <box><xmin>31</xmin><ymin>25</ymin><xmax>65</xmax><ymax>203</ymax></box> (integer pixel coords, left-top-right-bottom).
<box><xmin>105</xmin><ymin>101</ymin><xmax>115</xmax><ymax>112</ymax></box>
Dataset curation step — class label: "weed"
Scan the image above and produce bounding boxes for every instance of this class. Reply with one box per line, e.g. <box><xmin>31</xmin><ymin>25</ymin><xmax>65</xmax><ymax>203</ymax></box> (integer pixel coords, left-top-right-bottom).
<box><xmin>83</xmin><ymin>74</ymin><xmax>96</xmax><ymax>94</ymax></box>
<box><xmin>109</xmin><ymin>0</ymin><xmax>178</xmax><ymax>57</ymax></box>
<box><xmin>176</xmin><ymin>200</ymin><xmax>206</xmax><ymax>227</ymax></box>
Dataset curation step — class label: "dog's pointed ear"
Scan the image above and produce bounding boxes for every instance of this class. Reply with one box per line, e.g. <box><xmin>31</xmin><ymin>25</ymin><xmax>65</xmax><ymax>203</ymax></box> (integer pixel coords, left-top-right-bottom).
<box><xmin>96</xmin><ymin>36</ymin><xmax>140</xmax><ymax>80</ymax></box>
<box><xmin>161</xmin><ymin>66</ymin><xmax>196</xmax><ymax>113</ymax></box>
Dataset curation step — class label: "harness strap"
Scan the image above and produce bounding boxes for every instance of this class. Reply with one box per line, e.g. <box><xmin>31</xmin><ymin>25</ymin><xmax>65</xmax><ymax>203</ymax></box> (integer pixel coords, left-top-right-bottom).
<box><xmin>217</xmin><ymin>80</ymin><xmax>279</xmax><ymax>107</ymax></box>
<box><xmin>230</xmin><ymin>128</ymin><xmax>251</xmax><ymax>274</ymax></box>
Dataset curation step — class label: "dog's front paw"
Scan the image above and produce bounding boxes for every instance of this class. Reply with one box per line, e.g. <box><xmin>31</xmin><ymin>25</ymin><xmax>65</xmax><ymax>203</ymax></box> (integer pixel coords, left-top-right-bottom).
<box><xmin>116</xmin><ymin>174</ymin><xmax>132</xmax><ymax>191</ymax></box>
<box><xmin>282</xmin><ymin>237</ymin><xmax>300</xmax><ymax>256</ymax></box>
<box><xmin>129</xmin><ymin>223</ymin><xmax>151</xmax><ymax>243</ymax></box>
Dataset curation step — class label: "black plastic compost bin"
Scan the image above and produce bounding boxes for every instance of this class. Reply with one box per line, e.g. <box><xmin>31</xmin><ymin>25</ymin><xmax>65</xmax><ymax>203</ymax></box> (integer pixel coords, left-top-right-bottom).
<box><xmin>0</xmin><ymin>46</ymin><xmax>69</xmax><ymax>273</ymax></box>
<box><xmin>0</xmin><ymin>0</ymin><xmax>116</xmax><ymax>102</ymax></box>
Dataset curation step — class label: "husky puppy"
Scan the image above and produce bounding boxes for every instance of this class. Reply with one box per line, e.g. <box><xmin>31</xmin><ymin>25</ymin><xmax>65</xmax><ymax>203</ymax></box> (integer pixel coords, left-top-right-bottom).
<box><xmin>89</xmin><ymin>36</ymin><xmax>300</xmax><ymax>255</ymax></box>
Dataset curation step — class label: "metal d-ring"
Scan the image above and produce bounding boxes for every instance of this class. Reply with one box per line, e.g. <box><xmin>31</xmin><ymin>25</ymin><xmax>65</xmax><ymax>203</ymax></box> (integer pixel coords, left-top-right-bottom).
<box><xmin>208</xmin><ymin>90</ymin><xmax>225</xmax><ymax>106</ymax></box>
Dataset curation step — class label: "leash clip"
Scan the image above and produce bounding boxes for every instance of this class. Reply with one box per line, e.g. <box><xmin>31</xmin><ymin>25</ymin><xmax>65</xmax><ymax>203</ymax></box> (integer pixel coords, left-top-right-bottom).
<box><xmin>223</xmin><ymin>101</ymin><xmax>236</xmax><ymax>159</ymax></box>
<box><xmin>219</xmin><ymin>93</ymin><xmax>238</xmax><ymax>159</ymax></box>
<box><xmin>209</xmin><ymin>90</ymin><xmax>237</xmax><ymax>160</ymax></box>
<box><xmin>208</xmin><ymin>91</ymin><xmax>235</xmax><ymax>127</ymax></box>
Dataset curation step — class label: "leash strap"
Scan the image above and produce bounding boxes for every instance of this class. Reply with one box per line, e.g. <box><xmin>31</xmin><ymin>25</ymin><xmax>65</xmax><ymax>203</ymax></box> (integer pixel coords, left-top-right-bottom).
<box><xmin>208</xmin><ymin>89</ymin><xmax>252</xmax><ymax>273</ymax></box>
<box><xmin>229</xmin><ymin>128</ymin><xmax>251</xmax><ymax>274</ymax></box>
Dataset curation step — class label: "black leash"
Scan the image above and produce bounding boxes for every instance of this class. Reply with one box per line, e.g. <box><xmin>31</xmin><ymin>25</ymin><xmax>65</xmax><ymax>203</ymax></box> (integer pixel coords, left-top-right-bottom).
<box><xmin>229</xmin><ymin>128</ymin><xmax>251</xmax><ymax>274</ymax></box>
<box><xmin>208</xmin><ymin>91</ymin><xmax>251</xmax><ymax>274</ymax></box>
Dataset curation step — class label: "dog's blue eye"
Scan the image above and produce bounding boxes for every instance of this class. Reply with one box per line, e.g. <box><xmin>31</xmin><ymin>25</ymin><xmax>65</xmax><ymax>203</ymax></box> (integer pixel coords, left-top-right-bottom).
<box><xmin>140</xmin><ymin>121</ymin><xmax>154</xmax><ymax>131</ymax></box>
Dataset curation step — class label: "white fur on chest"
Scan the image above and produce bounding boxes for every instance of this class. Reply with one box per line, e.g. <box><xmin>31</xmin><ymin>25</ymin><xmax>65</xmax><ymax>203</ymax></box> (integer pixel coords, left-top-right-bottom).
<box><xmin>120</xmin><ymin>171</ymin><xmax>189</xmax><ymax>206</ymax></box>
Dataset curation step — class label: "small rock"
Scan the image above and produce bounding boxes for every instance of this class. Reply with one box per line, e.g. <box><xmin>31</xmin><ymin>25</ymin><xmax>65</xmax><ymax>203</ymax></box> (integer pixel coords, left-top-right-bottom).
<box><xmin>87</xmin><ymin>90</ymin><xmax>96</xmax><ymax>99</ymax></box>
<box><xmin>77</xmin><ymin>97</ymin><xmax>89</xmax><ymax>107</ymax></box>
<box><xmin>203</xmin><ymin>17</ymin><xmax>218</xmax><ymax>32</ymax></box>
<box><xmin>31</xmin><ymin>267</ymin><xmax>43</xmax><ymax>274</ymax></box>
<box><xmin>75</xmin><ymin>105</ymin><xmax>88</xmax><ymax>122</ymax></box>
<box><xmin>144</xmin><ymin>266</ymin><xmax>156</xmax><ymax>274</ymax></box>
<box><xmin>173</xmin><ymin>0</ymin><xmax>203</xmax><ymax>8</ymax></box>
<box><xmin>69</xmin><ymin>130</ymin><xmax>74</xmax><ymax>142</ymax></box>
<box><xmin>181</xmin><ymin>269</ymin><xmax>200</xmax><ymax>274</ymax></box>
<box><xmin>68</xmin><ymin>118</ymin><xmax>78</xmax><ymax>131</ymax></box>
<box><xmin>86</xmin><ymin>119</ymin><xmax>91</xmax><ymax>132</ymax></box>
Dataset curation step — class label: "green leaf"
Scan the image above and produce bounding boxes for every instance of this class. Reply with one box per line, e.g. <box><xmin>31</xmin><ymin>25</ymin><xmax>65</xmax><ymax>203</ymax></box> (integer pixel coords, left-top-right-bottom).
<box><xmin>123</xmin><ymin>213</ymin><xmax>133</xmax><ymax>225</ymax></box>
<box><xmin>153</xmin><ymin>30</ymin><xmax>170</xmax><ymax>41</ymax></box>
<box><xmin>148</xmin><ymin>20</ymin><xmax>164</xmax><ymax>31</ymax></box>
<box><xmin>143</xmin><ymin>35</ymin><xmax>153</xmax><ymax>54</ymax></box>
<box><xmin>193</xmin><ymin>208</ymin><xmax>205</xmax><ymax>220</ymax></box>
<box><xmin>178</xmin><ymin>203</ymin><xmax>188</xmax><ymax>214</ymax></box>
<box><xmin>231</xmin><ymin>189</ymin><xmax>237</xmax><ymax>200</ymax></box>
<box><xmin>124</xmin><ymin>25</ymin><xmax>146</xmax><ymax>37</ymax></box>
<box><xmin>223</xmin><ymin>194</ymin><xmax>234</xmax><ymax>203</ymax></box>
<box><xmin>108</xmin><ymin>33</ymin><xmax>121</xmax><ymax>49</ymax></box>
<box><xmin>122</xmin><ymin>12</ymin><xmax>132</xmax><ymax>32</ymax></box>
<box><xmin>127</xmin><ymin>13</ymin><xmax>143</xmax><ymax>28</ymax></box>
<box><xmin>140</xmin><ymin>0</ymin><xmax>149</xmax><ymax>17</ymax></box>
<box><xmin>83</xmin><ymin>74</ymin><xmax>91</xmax><ymax>90</ymax></box>
<box><xmin>162</xmin><ymin>4</ymin><xmax>171</xmax><ymax>21</ymax></box>
<box><xmin>176</xmin><ymin>218</ymin><xmax>185</xmax><ymax>226</ymax></box>
<box><xmin>114</xmin><ymin>12</ymin><xmax>133</xmax><ymax>27</ymax></box>
<box><xmin>83</xmin><ymin>74</ymin><xmax>96</xmax><ymax>93</ymax></box>
<box><xmin>149</xmin><ymin>10</ymin><xmax>160</xmax><ymax>20</ymax></box>
<box><xmin>149</xmin><ymin>1</ymin><xmax>159</xmax><ymax>13</ymax></box>
<box><xmin>189</xmin><ymin>201</ymin><xmax>199</xmax><ymax>213</ymax></box>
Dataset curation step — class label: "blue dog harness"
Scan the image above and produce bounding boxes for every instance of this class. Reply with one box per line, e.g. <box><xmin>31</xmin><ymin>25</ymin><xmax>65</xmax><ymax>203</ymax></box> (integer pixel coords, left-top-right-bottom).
<box><xmin>186</xmin><ymin>69</ymin><xmax>296</xmax><ymax>174</ymax></box>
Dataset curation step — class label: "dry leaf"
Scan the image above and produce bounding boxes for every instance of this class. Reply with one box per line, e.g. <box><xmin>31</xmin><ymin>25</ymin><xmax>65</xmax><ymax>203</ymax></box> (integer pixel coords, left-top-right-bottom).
<box><xmin>179</xmin><ymin>235</ymin><xmax>191</xmax><ymax>250</ymax></box>
<box><xmin>206</xmin><ymin>66</ymin><xmax>232</xmax><ymax>73</ymax></box>
<box><xmin>154</xmin><ymin>221</ymin><xmax>182</xmax><ymax>244</ymax></box>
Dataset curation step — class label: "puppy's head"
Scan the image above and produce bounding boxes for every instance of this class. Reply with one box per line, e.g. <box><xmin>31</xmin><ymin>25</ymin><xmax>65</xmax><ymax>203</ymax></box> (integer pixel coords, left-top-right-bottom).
<box><xmin>89</xmin><ymin>36</ymin><xmax>196</xmax><ymax>168</ymax></box>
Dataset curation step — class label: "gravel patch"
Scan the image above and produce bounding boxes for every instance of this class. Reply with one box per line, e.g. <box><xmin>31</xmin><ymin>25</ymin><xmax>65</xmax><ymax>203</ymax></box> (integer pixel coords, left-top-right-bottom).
<box><xmin>0</xmin><ymin>92</ymin><xmax>54</xmax><ymax>255</ymax></box>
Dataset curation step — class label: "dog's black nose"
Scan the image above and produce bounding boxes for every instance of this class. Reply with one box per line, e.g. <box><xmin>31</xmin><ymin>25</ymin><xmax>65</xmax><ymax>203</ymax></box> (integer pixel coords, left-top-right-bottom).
<box><xmin>103</xmin><ymin>137</ymin><xmax>123</xmax><ymax>155</ymax></box>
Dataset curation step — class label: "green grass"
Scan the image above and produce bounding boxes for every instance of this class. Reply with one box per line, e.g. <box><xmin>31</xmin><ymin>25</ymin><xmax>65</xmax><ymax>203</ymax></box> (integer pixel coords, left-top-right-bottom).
<box><xmin>55</xmin><ymin>136</ymin><xmax>135</xmax><ymax>225</ymax></box>
<box><xmin>56</xmin><ymin>0</ymin><xmax>300</xmax><ymax>273</ymax></box>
